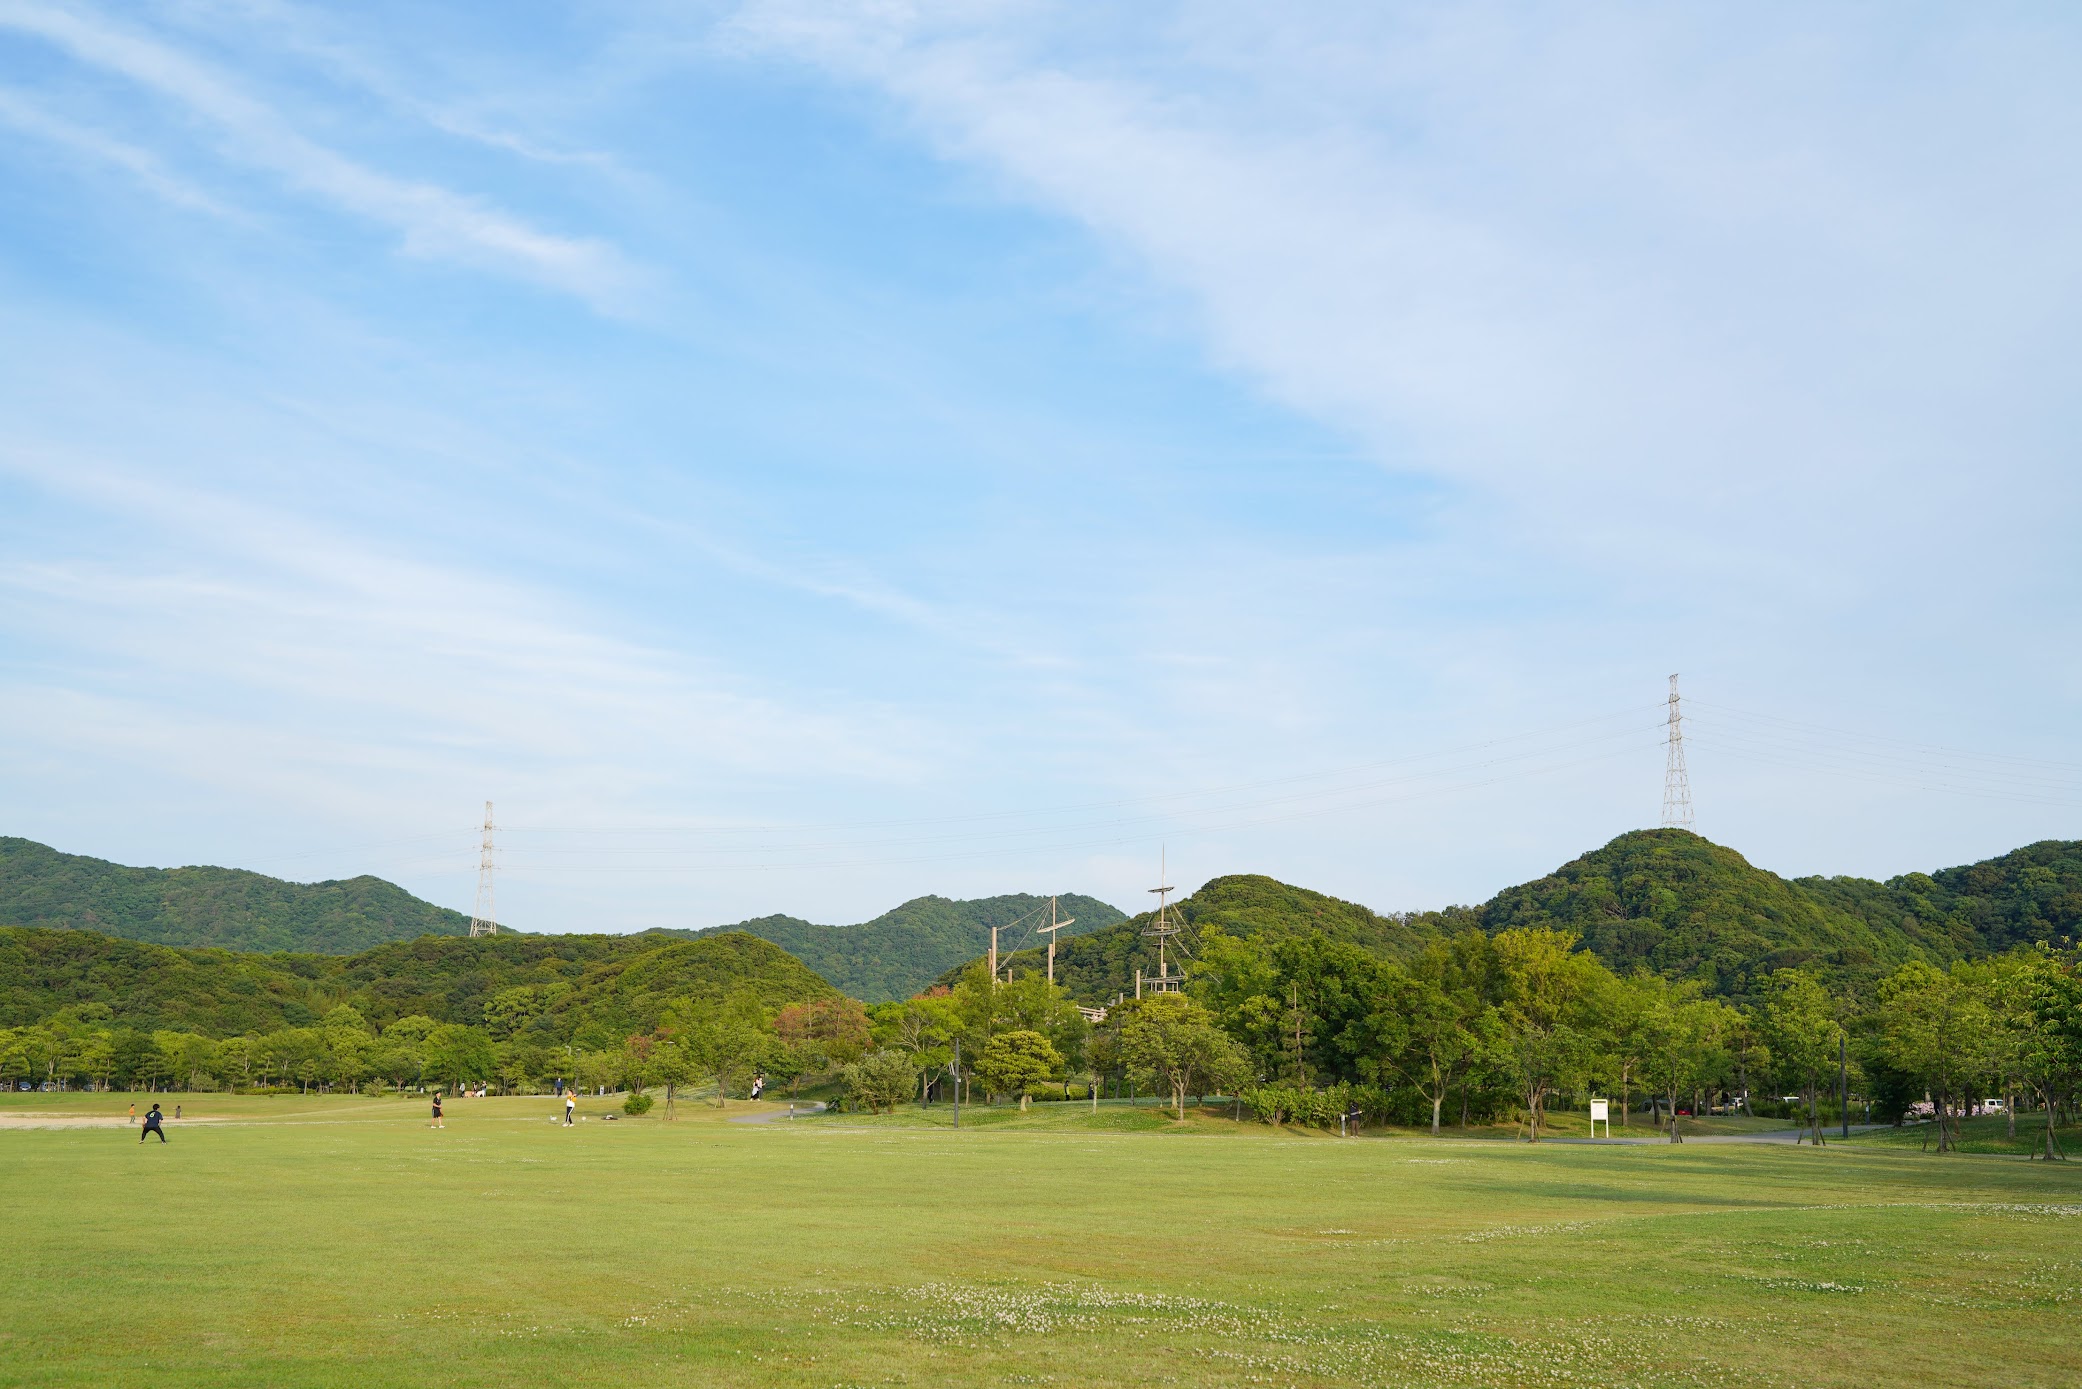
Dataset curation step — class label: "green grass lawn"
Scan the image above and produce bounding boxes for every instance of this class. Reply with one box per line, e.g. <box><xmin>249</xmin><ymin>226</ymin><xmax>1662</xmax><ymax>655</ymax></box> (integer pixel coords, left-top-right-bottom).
<box><xmin>4</xmin><ymin>1091</ymin><xmax>2080</xmax><ymax>1388</ymax></box>
<box><xmin>1843</xmin><ymin>1111</ymin><xmax>2080</xmax><ymax>1158</ymax></box>
<box><xmin>812</xmin><ymin>1097</ymin><xmax>1796</xmax><ymax>1140</ymax></box>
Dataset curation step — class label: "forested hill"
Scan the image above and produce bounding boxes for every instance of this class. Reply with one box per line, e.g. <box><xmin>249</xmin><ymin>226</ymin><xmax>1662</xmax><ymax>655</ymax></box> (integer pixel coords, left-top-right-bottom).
<box><xmin>948</xmin><ymin>832</ymin><xmax>2082</xmax><ymax>1004</ymax></box>
<box><xmin>1464</xmin><ymin>830</ymin><xmax>2082</xmax><ymax>993</ymax></box>
<box><xmin>0</xmin><ymin>837</ymin><xmax>472</xmax><ymax>954</ymax></box>
<box><xmin>0</xmin><ymin>926</ymin><xmax>836</xmax><ymax>1044</ymax></box>
<box><xmin>948</xmin><ymin>875</ymin><xmax>1434</xmax><ymax>1003</ymax></box>
<box><xmin>1464</xmin><ymin>831</ymin><xmax>1926</xmax><ymax>993</ymax></box>
<box><xmin>1793</xmin><ymin>839</ymin><xmax>2082</xmax><ymax>959</ymax></box>
<box><xmin>671</xmin><ymin>893</ymin><xmax>1127</xmax><ymax>1002</ymax></box>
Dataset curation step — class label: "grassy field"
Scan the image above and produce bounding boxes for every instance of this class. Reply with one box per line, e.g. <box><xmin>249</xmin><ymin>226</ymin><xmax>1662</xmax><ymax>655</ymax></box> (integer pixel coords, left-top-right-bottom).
<box><xmin>1843</xmin><ymin>1111</ymin><xmax>2080</xmax><ymax>1157</ymax></box>
<box><xmin>4</xmin><ymin>1091</ymin><xmax>2080</xmax><ymax>1388</ymax></box>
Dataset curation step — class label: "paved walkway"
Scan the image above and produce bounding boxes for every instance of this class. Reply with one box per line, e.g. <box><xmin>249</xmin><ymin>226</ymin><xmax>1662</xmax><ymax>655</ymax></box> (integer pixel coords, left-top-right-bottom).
<box><xmin>1688</xmin><ymin>1123</ymin><xmax>1891</xmax><ymax>1145</ymax></box>
<box><xmin>1546</xmin><ymin>1123</ymin><xmax>1891</xmax><ymax>1146</ymax></box>
<box><xmin>729</xmin><ymin>1101</ymin><xmax>828</xmax><ymax>1125</ymax></box>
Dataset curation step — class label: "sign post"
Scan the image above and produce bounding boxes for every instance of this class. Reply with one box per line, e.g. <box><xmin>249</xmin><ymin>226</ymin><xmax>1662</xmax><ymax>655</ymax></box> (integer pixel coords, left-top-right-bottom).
<box><xmin>1589</xmin><ymin>1098</ymin><xmax>1610</xmax><ymax>1139</ymax></box>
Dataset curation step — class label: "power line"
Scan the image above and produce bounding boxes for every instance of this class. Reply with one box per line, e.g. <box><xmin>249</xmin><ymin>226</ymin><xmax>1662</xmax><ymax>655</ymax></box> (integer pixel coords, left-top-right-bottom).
<box><xmin>490</xmin><ymin>722</ymin><xmax>1663</xmax><ymax>862</ymax></box>
<box><xmin>494</xmin><ymin>704</ymin><xmax>1665</xmax><ymax>838</ymax></box>
<box><xmin>1687</xmin><ymin>699</ymin><xmax>2082</xmax><ymax>775</ymax></box>
<box><xmin>481</xmin><ymin>739</ymin><xmax>1658</xmax><ymax>875</ymax></box>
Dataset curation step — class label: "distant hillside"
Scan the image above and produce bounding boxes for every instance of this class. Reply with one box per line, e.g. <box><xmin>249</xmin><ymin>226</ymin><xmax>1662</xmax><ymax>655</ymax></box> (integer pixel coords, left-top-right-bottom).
<box><xmin>0</xmin><ymin>928</ymin><xmax>324</xmax><ymax>1035</ymax></box>
<box><xmin>0</xmin><ymin>837</ymin><xmax>471</xmax><ymax>954</ymax></box>
<box><xmin>0</xmin><ymin>925</ymin><xmax>835</xmax><ymax>1042</ymax></box>
<box><xmin>948</xmin><ymin>875</ymin><xmax>1433</xmax><ymax>1003</ymax></box>
<box><xmin>1464</xmin><ymin>830</ymin><xmax>1933</xmax><ymax>993</ymax></box>
<box><xmin>676</xmin><ymin>893</ymin><xmax>1126</xmax><ymax>1002</ymax></box>
<box><xmin>942</xmin><ymin>833</ymin><xmax>2082</xmax><ymax>1003</ymax></box>
<box><xmin>1794</xmin><ymin>839</ymin><xmax>2082</xmax><ymax>959</ymax></box>
<box><xmin>1462</xmin><ymin>830</ymin><xmax>2082</xmax><ymax>994</ymax></box>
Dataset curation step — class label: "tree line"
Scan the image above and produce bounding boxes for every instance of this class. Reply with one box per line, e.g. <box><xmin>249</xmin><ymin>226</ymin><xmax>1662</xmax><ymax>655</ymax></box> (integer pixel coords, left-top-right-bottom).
<box><xmin>848</xmin><ymin>926</ymin><xmax>2082</xmax><ymax>1154</ymax></box>
<box><xmin>8</xmin><ymin>923</ymin><xmax>2077</xmax><ymax>1156</ymax></box>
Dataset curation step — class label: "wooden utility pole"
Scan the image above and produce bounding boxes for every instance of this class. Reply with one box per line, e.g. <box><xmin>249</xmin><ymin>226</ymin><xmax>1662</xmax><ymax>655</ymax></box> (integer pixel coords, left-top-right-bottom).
<box><xmin>989</xmin><ymin>925</ymin><xmax>998</xmax><ymax>985</ymax></box>
<box><xmin>1035</xmin><ymin>895</ymin><xmax>1075</xmax><ymax>987</ymax></box>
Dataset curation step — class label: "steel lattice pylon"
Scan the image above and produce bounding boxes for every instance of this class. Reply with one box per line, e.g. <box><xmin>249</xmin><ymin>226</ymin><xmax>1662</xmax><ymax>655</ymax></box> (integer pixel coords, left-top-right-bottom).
<box><xmin>468</xmin><ymin>800</ymin><xmax>498</xmax><ymax>937</ymax></box>
<box><xmin>1661</xmin><ymin>675</ymin><xmax>1694</xmax><ymax>829</ymax></box>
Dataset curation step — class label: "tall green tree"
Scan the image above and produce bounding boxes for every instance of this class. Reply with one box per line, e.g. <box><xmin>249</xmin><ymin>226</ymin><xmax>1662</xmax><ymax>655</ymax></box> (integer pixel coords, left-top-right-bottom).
<box><xmin>2018</xmin><ymin>947</ymin><xmax>2082</xmax><ymax>1160</ymax></box>
<box><xmin>870</xmin><ymin>993</ymin><xmax>960</xmax><ymax>1103</ymax></box>
<box><xmin>1760</xmin><ymin>970</ymin><xmax>1844</xmax><ymax>1146</ymax></box>
<box><xmin>684</xmin><ymin>991</ymin><xmax>775</xmax><ymax>1105</ymax></box>
<box><xmin>839</xmin><ymin>1048</ymin><xmax>919</xmax><ymax>1114</ymax></box>
<box><xmin>1488</xmin><ymin>928</ymin><xmax>1609</xmax><ymax>1142</ymax></box>
<box><xmin>1963</xmin><ymin>954</ymin><xmax>2033</xmax><ymax>1141</ymax></box>
<box><xmin>1376</xmin><ymin>943</ymin><xmax>1486</xmax><ymax>1136</ymax></box>
<box><xmin>1640</xmin><ymin>981</ymin><xmax>1736</xmax><ymax>1144</ymax></box>
<box><xmin>1876</xmin><ymin>961</ymin><xmax>1989</xmax><ymax>1153</ymax></box>
<box><xmin>1601</xmin><ymin>972</ymin><xmax>1665</xmax><ymax>1127</ymax></box>
<box><xmin>974</xmin><ymin>1029</ymin><xmax>1064</xmax><ymax>1109</ymax></box>
<box><xmin>1115</xmin><ymin>994</ymin><xmax>1250</xmax><ymax>1120</ymax></box>
<box><xmin>649</xmin><ymin>1038</ymin><xmax>695</xmax><ymax>1118</ymax></box>
<box><xmin>424</xmin><ymin>1023</ymin><xmax>498</xmax><ymax>1093</ymax></box>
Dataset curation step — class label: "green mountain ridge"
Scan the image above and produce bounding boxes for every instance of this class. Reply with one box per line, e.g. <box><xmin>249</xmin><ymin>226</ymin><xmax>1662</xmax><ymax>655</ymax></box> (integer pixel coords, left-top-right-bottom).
<box><xmin>8</xmin><ymin>830</ymin><xmax>2078</xmax><ymax>1034</ymax></box>
<box><xmin>0</xmin><ymin>926</ymin><xmax>834</xmax><ymax>1045</ymax></box>
<box><xmin>670</xmin><ymin>893</ymin><xmax>1127</xmax><ymax>1001</ymax></box>
<box><xmin>0</xmin><ymin>836</ymin><xmax>474</xmax><ymax>954</ymax></box>
<box><xmin>948</xmin><ymin>873</ymin><xmax>1432</xmax><ymax>1000</ymax></box>
<box><xmin>960</xmin><ymin>831</ymin><xmax>2082</xmax><ymax>1004</ymax></box>
<box><xmin>0</xmin><ymin>839</ymin><xmax>1129</xmax><ymax>997</ymax></box>
<box><xmin>1468</xmin><ymin>831</ymin><xmax>2082</xmax><ymax>993</ymax></box>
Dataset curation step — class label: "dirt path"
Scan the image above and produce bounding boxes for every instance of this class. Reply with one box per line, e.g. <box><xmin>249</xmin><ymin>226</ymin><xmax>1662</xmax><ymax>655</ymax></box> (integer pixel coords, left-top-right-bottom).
<box><xmin>0</xmin><ymin>1113</ymin><xmax>227</xmax><ymax>1130</ymax></box>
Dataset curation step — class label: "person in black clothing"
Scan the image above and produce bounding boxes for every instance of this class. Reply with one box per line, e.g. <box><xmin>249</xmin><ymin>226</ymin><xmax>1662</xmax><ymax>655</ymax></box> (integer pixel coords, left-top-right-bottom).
<box><xmin>140</xmin><ymin>1104</ymin><xmax>166</xmax><ymax>1143</ymax></box>
<box><xmin>430</xmin><ymin>1093</ymin><xmax>445</xmax><ymax>1129</ymax></box>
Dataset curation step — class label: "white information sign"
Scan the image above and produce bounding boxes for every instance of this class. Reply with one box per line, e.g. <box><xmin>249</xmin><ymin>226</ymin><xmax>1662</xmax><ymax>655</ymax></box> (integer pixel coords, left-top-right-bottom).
<box><xmin>1588</xmin><ymin>1098</ymin><xmax>1611</xmax><ymax>1138</ymax></box>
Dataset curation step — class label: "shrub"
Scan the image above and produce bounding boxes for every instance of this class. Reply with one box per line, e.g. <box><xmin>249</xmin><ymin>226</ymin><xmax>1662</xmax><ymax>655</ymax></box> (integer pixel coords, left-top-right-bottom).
<box><xmin>840</xmin><ymin>1048</ymin><xmax>918</xmax><ymax>1114</ymax></box>
<box><xmin>1241</xmin><ymin>1082</ymin><xmax>1393</xmax><ymax>1130</ymax></box>
<box><xmin>622</xmin><ymin>1091</ymin><xmax>655</xmax><ymax>1116</ymax></box>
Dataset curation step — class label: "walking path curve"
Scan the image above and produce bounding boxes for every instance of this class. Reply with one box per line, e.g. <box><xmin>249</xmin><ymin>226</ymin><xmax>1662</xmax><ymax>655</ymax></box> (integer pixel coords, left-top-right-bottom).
<box><xmin>1545</xmin><ymin>1123</ymin><xmax>1893</xmax><ymax>1146</ymax></box>
<box><xmin>729</xmin><ymin>1101</ymin><xmax>828</xmax><ymax>1125</ymax></box>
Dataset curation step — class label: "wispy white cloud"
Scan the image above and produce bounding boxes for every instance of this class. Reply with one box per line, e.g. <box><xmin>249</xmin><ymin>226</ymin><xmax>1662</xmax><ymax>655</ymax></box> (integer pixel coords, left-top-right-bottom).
<box><xmin>0</xmin><ymin>0</ymin><xmax>639</xmax><ymax>307</ymax></box>
<box><xmin>0</xmin><ymin>83</ymin><xmax>237</xmax><ymax>215</ymax></box>
<box><xmin>164</xmin><ymin>0</ymin><xmax>622</xmax><ymax>170</ymax></box>
<box><xmin>1</xmin><ymin>0</ymin><xmax>2076</xmax><ymax>927</ymax></box>
<box><xmin>720</xmin><ymin>0</ymin><xmax>2082</xmax><ymax>564</ymax></box>
<box><xmin>0</xmin><ymin>448</ymin><xmax>927</xmax><ymax>799</ymax></box>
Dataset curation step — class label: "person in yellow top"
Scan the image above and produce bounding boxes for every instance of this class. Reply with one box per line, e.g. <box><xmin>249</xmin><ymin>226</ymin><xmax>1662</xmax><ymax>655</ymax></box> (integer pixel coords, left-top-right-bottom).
<box><xmin>563</xmin><ymin>1090</ymin><xmax>576</xmax><ymax>1126</ymax></box>
<box><xmin>129</xmin><ymin>1103</ymin><xmax>136</xmax><ymax>1125</ymax></box>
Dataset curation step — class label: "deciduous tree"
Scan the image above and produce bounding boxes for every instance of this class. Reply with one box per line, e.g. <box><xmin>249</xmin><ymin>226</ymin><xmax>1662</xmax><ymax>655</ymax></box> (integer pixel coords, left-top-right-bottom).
<box><xmin>975</xmin><ymin>1029</ymin><xmax>1064</xmax><ymax>1109</ymax></box>
<box><xmin>1115</xmin><ymin>995</ymin><xmax>1249</xmax><ymax>1120</ymax></box>
<box><xmin>1760</xmin><ymin>970</ymin><xmax>1844</xmax><ymax>1146</ymax></box>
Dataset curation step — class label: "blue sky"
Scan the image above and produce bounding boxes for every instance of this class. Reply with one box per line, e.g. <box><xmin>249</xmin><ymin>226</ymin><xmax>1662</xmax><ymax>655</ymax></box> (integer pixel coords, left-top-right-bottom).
<box><xmin>1</xmin><ymin>1</ymin><xmax>2077</xmax><ymax>932</ymax></box>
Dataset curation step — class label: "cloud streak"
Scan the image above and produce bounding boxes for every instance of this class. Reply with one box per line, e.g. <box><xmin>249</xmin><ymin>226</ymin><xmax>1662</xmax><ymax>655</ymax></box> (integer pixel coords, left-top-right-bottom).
<box><xmin>0</xmin><ymin>82</ymin><xmax>236</xmax><ymax>215</ymax></box>
<box><xmin>721</xmin><ymin>1</ymin><xmax>2082</xmax><ymax>557</ymax></box>
<box><xmin>0</xmin><ymin>447</ymin><xmax>926</xmax><ymax>801</ymax></box>
<box><xmin>0</xmin><ymin>0</ymin><xmax>638</xmax><ymax>307</ymax></box>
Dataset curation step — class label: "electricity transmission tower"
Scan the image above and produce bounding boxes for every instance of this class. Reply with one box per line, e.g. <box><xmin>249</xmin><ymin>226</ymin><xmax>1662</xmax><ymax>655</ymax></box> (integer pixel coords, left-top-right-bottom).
<box><xmin>468</xmin><ymin>800</ymin><xmax>498</xmax><ymax>937</ymax></box>
<box><xmin>1137</xmin><ymin>851</ymin><xmax>1187</xmax><ymax>997</ymax></box>
<box><xmin>1661</xmin><ymin>675</ymin><xmax>1694</xmax><ymax>830</ymax></box>
<box><xmin>1035</xmin><ymin>895</ymin><xmax>1075</xmax><ymax>987</ymax></box>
